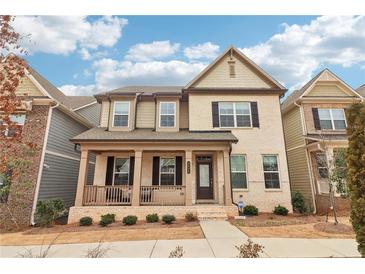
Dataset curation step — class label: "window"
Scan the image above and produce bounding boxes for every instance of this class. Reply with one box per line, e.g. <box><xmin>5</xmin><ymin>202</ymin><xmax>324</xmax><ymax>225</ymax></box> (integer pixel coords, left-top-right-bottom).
<box><xmin>262</xmin><ymin>155</ymin><xmax>280</xmax><ymax>189</ymax></box>
<box><xmin>0</xmin><ymin>113</ymin><xmax>26</xmax><ymax>137</ymax></box>
<box><xmin>114</xmin><ymin>158</ymin><xmax>130</xmax><ymax>185</ymax></box>
<box><xmin>315</xmin><ymin>153</ymin><xmax>328</xmax><ymax>179</ymax></box>
<box><xmin>160</xmin><ymin>158</ymin><xmax>175</xmax><ymax>185</ymax></box>
<box><xmin>219</xmin><ymin>102</ymin><xmax>251</xmax><ymax>127</ymax></box>
<box><xmin>160</xmin><ymin>102</ymin><xmax>176</xmax><ymax>127</ymax></box>
<box><xmin>230</xmin><ymin>155</ymin><xmax>247</xmax><ymax>189</ymax></box>
<box><xmin>318</xmin><ymin>109</ymin><xmax>346</xmax><ymax>130</ymax></box>
<box><xmin>113</xmin><ymin>101</ymin><xmax>129</xmax><ymax>127</ymax></box>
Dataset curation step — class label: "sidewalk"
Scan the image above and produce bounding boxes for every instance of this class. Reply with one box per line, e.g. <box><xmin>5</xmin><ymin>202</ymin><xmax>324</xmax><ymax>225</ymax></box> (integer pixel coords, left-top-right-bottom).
<box><xmin>0</xmin><ymin>221</ymin><xmax>361</xmax><ymax>258</ymax></box>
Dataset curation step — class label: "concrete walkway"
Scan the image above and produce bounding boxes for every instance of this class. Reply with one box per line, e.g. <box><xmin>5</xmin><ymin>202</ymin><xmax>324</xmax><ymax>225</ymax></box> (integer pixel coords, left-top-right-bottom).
<box><xmin>0</xmin><ymin>221</ymin><xmax>361</xmax><ymax>258</ymax></box>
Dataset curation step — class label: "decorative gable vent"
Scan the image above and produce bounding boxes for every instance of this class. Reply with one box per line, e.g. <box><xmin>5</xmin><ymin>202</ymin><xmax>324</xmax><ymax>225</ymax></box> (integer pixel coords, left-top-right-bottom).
<box><xmin>228</xmin><ymin>60</ymin><xmax>236</xmax><ymax>78</ymax></box>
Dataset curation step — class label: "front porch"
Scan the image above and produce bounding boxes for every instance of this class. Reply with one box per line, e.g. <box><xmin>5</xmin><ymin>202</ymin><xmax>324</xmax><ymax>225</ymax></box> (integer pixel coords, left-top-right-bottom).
<box><xmin>73</xmin><ymin>141</ymin><xmax>235</xmax><ymax>211</ymax></box>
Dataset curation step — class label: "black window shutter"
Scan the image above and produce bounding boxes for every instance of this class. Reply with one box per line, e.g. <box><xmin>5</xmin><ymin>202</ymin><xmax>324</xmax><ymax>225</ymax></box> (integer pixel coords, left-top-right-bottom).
<box><xmin>312</xmin><ymin>108</ymin><xmax>321</xmax><ymax>130</ymax></box>
<box><xmin>129</xmin><ymin>156</ymin><xmax>135</xmax><ymax>185</ymax></box>
<box><xmin>152</xmin><ymin>156</ymin><xmax>160</xmax><ymax>185</ymax></box>
<box><xmin>212</xmin><ymin>102</ymin><xmax>219</xmax><ymax>127</ymax></box>
<box><xmin>251</xmin><ymin>102</ymin><xmax>260</xmax><ymax>128</ymax></box>
<box><xmin>175</xmin><ymin>156</ymin><xmax>182</xmax><ymax>185</ymax></box>
<box><xmin>105</xmin><ymin>156</ymin><xmax>114</xmax><ymax>185</ymax></box>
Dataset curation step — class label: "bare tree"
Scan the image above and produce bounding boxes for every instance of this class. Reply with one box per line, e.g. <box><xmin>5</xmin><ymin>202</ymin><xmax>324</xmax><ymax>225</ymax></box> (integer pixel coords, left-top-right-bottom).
<box><xmin>18</xmin><ymin>233</ymin><xmax>61</xmax><ymax>258</ymax></box>
<box><xmin>85</xmin><ymin>240</ymin><xmax>111</xmax><ymax>258</ymax></box>
<box><xmin>236</xmin><ymin>239</ymin><xmax>264</xmax><ymax>258</ymax></box>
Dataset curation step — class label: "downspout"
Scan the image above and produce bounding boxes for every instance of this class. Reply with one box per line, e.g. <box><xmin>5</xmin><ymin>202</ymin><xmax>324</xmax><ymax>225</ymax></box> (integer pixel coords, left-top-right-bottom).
<box><xmin>228</xmin><ymin>143</ymin><xmax>239</xmax><ymax>211</ymax></box>
<box><xmin>30</xmin><ymin>102</ymin><xmax>60</xmax><ymax>225</ymax></box>
<box><xmin>134</xmin><ymin>93</ymin><xmax>143</xmax><ymax>129</ymax></box>
<box><xmin>294</xmin><ymin>100</ymin><xmax>317</xmax><ymax>214</ymax></box>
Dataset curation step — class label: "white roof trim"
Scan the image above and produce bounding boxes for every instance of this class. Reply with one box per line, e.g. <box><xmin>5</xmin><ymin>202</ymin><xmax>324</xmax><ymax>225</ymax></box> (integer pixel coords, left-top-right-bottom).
<box><xmin>73</xmin><ymin>101</ymin><xmax>97</xmax><ymax>111</ymax></box>
<box><xmin>184</xmin><ymin>46</ymin><xmax>285</xmax><ymax>90</ymax></box>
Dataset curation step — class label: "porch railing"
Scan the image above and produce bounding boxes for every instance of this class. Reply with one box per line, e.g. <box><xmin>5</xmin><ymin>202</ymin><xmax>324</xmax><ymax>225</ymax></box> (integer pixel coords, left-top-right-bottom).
<box><xmin>140</xmin><ymin>186</ymin><xmax>186</xmax><ymax>206</ymax></box>
<box><xmin>83</xmin><ymin>185</ymin><xmax>132</xmax><ymax>206</ymax></box>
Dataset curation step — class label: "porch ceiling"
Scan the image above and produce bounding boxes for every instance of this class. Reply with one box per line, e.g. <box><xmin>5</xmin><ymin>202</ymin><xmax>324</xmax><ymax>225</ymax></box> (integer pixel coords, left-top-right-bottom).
<box><xmin>71</xmin><ymin>128</ymin><xmax>238</xmax><ymax>143</ymax></box>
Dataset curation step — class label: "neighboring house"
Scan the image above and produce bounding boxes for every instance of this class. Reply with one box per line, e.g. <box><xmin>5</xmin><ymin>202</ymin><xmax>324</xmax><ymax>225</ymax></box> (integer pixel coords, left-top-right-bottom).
<box><xmin>281</xmin><ymin>69</ymin><xmax>364</xmax><ymax>214</ymax></box>
<box><xmin>0</xmin><ymin>65</ymin><xmax>97</xmax><ymax>229</ymax></box>
<box><xmin>68</xmin><ymin>46</ymin><xmax>293</xmax><ymax>223</ymax></box>
<box><xmin>356</xmin><ymin>84</ymin><xmax>365</xmax><ymax>99</ymax></box>
<box><xmin>67</xmin><ymin>96</ymin><xmax>101</xmax><ymax>126</ymax></box>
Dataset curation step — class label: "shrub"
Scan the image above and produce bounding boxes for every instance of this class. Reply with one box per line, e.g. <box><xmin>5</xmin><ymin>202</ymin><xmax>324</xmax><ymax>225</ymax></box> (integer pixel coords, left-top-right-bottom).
<box><xmin>162</xmin><ymin>214</ymin><xmax>176</xmax><ymax>224</ymax></box>
<box><xmin>291</xmin><ymin>192</ymin><xmax>308</xmax><ymax>214</ymax></box>
<box><xmin>34</xmin><ymin>199</ymin><xmax>65</xmax><ymax>227</ymax></box>
<box><xmin>236</xmin><ymin>239</ymin><xmax>264</xmax><ymax>258</ymax></box>
<box><xmin>79</xmin><ymin>216</ymin><xmax>93</xmax><ymax>226</ymax></box>
<box><xmin>273</xmin><ymin>205</ymin><xmax>289</xmax><ymax>216</ymax></box>
<box><xmin>185</xmin><ymin>212</ymin><xmax>197</xmax><ymax>222</ymax></box>
<box><xmin>123</xmin><ymin>215</ymin><xmax>138</xmax><ymax>225</ymax></box>
<box><xmin>146</xmin><ymin>213</ymin><xmax>159</xmax><ymax>223</ymax></box>
<box><xmin>243</xmin><ymin>205</ymin><xmax>258</xmax><ymax>216</ymax></box>
<box><xmin>99</xmin><ymin>213</ymin><xmax>115</xmax><ymax>227</ymax></box>
<box><xmin>169</xmin><ymin>246</ymin><xmax>185</xmax><ymax>258</ymax></box>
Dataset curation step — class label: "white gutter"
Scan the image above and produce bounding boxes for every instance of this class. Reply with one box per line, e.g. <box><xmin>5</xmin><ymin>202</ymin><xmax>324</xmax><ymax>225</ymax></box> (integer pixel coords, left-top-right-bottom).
<box><xmin>30</xmin><ymin>102</ymin><xmax>59</xmax><ymax>225</ymax></box>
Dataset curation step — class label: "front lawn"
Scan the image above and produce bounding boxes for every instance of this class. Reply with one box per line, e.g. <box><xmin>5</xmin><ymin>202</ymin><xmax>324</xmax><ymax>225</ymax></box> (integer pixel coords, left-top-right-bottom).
<box><xmin>0</xmin><ymin>220</ymin><xmax>203</xmax><ymax>246</ymax></box>
<box><xmin>231</xmin><ymin>213</ymin><xmax>355</xmax><ymax>239</ymax></box>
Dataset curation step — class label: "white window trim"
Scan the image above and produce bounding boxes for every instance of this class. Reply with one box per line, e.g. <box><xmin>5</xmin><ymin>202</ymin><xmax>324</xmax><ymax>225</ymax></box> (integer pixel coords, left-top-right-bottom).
<box><xmin>159</xmin><ymin>102</ymin><xmax>176</xmax><ymax>128</ymax></box>
<box><xmin>159</xmin><ymin>157</ymin><xmax>176</xmax><ymax>186</ymax></box>
<box><xmin>218</xmin><ymin>102</ymin><xmax>252</xmax><ymax>128</ymax></box>
<box><xmin>230</xmin><ymin>154</ymin><xmax>248</xmax><ymax>190</ymax></box>
<box><xmin>0</xmin><ymin>113</ymin><xmax>26</xmax><ymax>137</ymax></box>
<box><xmin>112</xmin><ymin>101</ymin><xmax>130</xmax><ymax>128</ymax></box>
<box><xmin>113</xmin><ymin>157</ymin><xmax>130</xmax><ymax>185</ymax></box>
<box><xmin>319</xmin><ymin>108</ymin><xmax>347</xmax><ymax>130</ymax></box>
<box><xmin>262</xmin><ymin>154</ymin><xmax>281</xmax><ymax>190</ymax></box>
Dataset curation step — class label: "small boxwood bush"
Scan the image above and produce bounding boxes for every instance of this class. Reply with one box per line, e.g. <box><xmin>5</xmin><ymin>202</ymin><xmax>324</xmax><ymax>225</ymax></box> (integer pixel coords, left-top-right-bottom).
<box><xmin>162</xmin><ymin>214</ymin><xmax>176</xmax><ymax>224</ymax></box>
<box><xmin>185</xmin><ymin>212</ymin><xmax>197</xmax><ymax>222</ymax></box>
<box><xmin>123</xmin><ymin>215</ymin><xmax>138</xmax><ymax>225</ymax></box>
<box><xmin>273</xmin><ymin>205</ymin><xmax>289</xmax><ymax>216</ymax></box>
<box><xmin>34</xmin><ymin>199</ymin><xmax>65</xmax><ymax>227</ymax></box>
<box><xmin>243</xmin><ymin>205</ymin><xmax>259</xmax><ymax>216</ymax></box>
<box><xmin>146</xmin><ymin>213</ymin><xmax>159</xmax><ymax>223</ymax></box>
<box><xmin>79</xmin><ymin>216</ymin><xmax>93</xmax><ymax>226</ymax></box>
<box><xmin>291</xmin><ymin>192</ymin><xmax>308</xmax><ymax>214</ymax></box>
<box><xmin>99</xmin><ymin>213</ymin><xmax>116</xmax><ymax>227</ymax></box>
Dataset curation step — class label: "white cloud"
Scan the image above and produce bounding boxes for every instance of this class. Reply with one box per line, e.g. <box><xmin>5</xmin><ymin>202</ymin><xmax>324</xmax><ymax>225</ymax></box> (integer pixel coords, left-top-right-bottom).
<box><xmin>59</xmin><ymin>84</ymin><xmax>97</xmax><ymax>96</ymax></box>
<box><xmin>79</xmin><ymin>48</ymin><xmax>91</xmax><ymax>60</ymax></box>
<box><xmin>184</xmin><ymin>42</ymin><xmax>220</xmax><ymax>60</ymax></box>
<box><xmin>13</xmin><ymin>16</ymin><xmax>127</xmax><ymax>55</ymax></box>
<box><xmin>125</xmin><ymin>40</ymin><xmax>180</xmax><ymax>62</ymax></box>
<box><xmin>240</xmin><ymin>16</ymin><xmax>365</xmax><ymax>90</ymax></box>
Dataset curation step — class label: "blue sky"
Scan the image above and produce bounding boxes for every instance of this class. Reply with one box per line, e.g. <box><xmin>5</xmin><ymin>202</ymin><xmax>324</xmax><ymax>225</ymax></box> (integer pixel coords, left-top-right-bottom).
<box><xmin>12</xmin><ymin>16</ymin><xmax>365</xmax><ymax>96</ymax></box>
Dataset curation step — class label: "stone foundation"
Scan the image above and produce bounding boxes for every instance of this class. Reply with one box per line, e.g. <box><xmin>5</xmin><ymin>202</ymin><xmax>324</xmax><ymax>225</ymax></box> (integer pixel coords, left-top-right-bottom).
<box><xmin>315</xmin><ymin>194</ymin><xmax>351</xmax><ymax>216</ymax></box>
<box><xmin>68</xmin><ymin>205</ymin><xmax>238</xmax><ymax>224</ymax></box>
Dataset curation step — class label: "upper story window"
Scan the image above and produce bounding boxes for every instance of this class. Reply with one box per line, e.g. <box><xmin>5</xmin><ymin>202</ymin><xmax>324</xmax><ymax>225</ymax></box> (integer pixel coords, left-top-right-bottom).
<box><xmin>160</xmin><ymin>102</ymin><xmax>176</xmax><ymax>128</ymax></box>
<box><xmin>262</xmin><ymin>155</ymin><xmax>280</xmax><ymax>189</ymax></box>
<box><xmin>113</xmin><ymin>101</ymin><xmax>129</xmax><ymax>127</ymax></box>
<box><xmin>0</xmin><ymin>113</ymin><xmax>26</xmax><ymax>137</ymax></box>
<box><xmin>219</xmin><ymin>102</ymin><xmax>251</xmax><ymax>128</ymax></box>
<box><xmin>318</xmin><ymin>109</ymin><xmax>346</xmax><ymax>130</ymax></box>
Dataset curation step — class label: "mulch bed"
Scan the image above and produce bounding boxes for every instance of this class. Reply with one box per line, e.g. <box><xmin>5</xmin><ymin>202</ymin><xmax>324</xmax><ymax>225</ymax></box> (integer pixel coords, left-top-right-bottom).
<box><xmin>313</xmin><ymin>222</ymin><xmax>354</xmax><ymax>234</ymax></box>
<box><xmin>231</xmin><ymin>213</ymin><xmax>324</xmax><ymax>227</ymax></box>
<box><xmin>24</xmin><ymin>219</ymin><xmax>199</xmax><ymax>235</ymax></box>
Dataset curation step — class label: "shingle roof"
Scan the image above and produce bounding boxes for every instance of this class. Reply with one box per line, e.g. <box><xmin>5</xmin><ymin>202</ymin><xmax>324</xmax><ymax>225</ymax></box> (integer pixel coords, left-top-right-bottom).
<box><xmin>97</xmin><ymin>86</ymin><xmax>183</xmax><ymax>96</ymax></box>
<box><xmin>356</xmin><ymin>84</ymin><xmax>365</xmax><ymax>98</ymax></box>
<box><xmin>71</xmin><ymin>128</ymin><xmax>238</xmax><ymax>143</ymax></box>
<box><xmin>67</xmin><ymin>96</ymin><xmax>96</xmax><ymax>110</ymax></box>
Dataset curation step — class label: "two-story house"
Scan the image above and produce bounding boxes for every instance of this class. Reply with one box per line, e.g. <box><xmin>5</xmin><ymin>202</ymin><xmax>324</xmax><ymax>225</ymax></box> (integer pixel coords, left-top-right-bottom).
<box><xmin>68</xmin><ymin>46</ymin><xmax>293</xmax><ymax>222</ymax></box>
<box><xmin>281</xmin><ymin>69</ymin><xmax>364</xmax><ymax>214</ymax></box>
<box><xmin>0</xmin><ymin>62</ymin><xmax>99</xmax><ymax>229</ymax></box>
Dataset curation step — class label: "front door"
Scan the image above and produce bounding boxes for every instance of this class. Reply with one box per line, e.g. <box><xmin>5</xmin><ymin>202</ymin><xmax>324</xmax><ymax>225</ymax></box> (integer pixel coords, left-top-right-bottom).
<box><xmin>196</xmin><ymin>156</ymin><xmax>213</xmax><ymax>199</ymax></box>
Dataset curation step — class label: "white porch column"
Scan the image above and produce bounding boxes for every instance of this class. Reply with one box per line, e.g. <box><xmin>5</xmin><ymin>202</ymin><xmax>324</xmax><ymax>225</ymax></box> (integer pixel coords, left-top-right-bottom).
<box><xmin>185</xmin><ymin>150</ymin><xmax>193</xmax><ymax>206</ymax></box>
<box><xmin>131</xmin><ymin>150</ymin><xmax>143</xmax><ymax>206</ymax></box>
<box><xmin>223</xmin><ymin>150</ymin><xmax>233</xmax><ymax>205</ymax></box>
<box><xmin>75</xmin><ymin>149</ymin><xmax>89</xmax><ymax>206</ymax></box>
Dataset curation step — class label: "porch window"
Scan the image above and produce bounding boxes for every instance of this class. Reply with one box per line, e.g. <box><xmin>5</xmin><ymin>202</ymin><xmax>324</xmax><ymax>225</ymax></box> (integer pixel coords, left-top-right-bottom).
<box><xmin>315</xmin><ymin>153</ymin><xmax>328</xmax><ymax>179</ymax></box>
<box><xmin>113</xmin><ymin>101</ymin><xmax>129</xmax><ymax>127</ymax></box>
<box><xmin>160</xmin><ymin>102</ymin><xmax>176</xmax><ymax>127</ymax></box>
<box><xmin>318</xmin><ymin>109</ymin><xmax>346</xmax><ymax>130</ymax></box>
<box><xmin>219</xmin><ymin>102</ymin><xmax>251</xmax><ymax>127</ymax></box>
<box><xmin>230</xmin><ymin>155</ymin><xmax>247</xmax><ymax>189</ymax></box>
<box><xmin>0</xmin><ymin>113</ymin><xmax>26</xmax><ymax>137</ymax></box>
<box><xmin>262</xmin><ymin>155</ymin><xmax>280</xmax><ymax>189</ymax></box>
<box><xmin>160</xmin><ymin>158</ymin><xmax>175</xmax><ymax>185</ymax></box>
<box><xmin>114</xmin><ymin>158</ymin><xmax>130</xmax><ymax>185</ymax></box>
